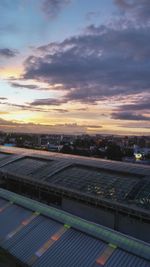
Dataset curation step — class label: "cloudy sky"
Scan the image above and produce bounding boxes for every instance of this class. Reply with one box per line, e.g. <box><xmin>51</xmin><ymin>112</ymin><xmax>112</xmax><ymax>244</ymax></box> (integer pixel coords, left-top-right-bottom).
<box><xmin>0</xmin><ymin>0</ymin><xmax>150</xmax><ymax>134</ymax></box>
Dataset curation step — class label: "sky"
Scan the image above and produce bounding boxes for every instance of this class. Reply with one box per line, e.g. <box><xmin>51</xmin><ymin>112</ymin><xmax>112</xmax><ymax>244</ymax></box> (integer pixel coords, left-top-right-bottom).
<box><xmin>0</xmin><ymin>0</ymin><xmax>150</xmax><ymax>135</ymax></box>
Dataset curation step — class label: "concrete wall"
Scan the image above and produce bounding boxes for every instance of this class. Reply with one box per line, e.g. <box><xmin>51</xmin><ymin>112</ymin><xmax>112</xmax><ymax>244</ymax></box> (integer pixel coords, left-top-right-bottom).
<box><xmin>62</xmin><ymin>197</ymin><xmax>150</xmax><ymax>242</ymax></box>
<box><xmin>62</xmin><ymin>197</ymin><xmax>115</xmax><ymax>228</ymax></box>
<box><xmin>118</xmin><ymin>214</ymin><xmax>150</xmax><ymax>243</ymax></box>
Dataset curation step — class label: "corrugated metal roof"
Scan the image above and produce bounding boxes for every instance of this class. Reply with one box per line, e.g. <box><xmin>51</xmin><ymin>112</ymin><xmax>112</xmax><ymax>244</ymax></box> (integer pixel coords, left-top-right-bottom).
<box><xmin>0</xmin><ymin>189</ymin><xmax>149</xmax><ymax>267</ymax></box>
<box><xmin>104</xmin><ymin>249</ymin><xmax>150</xmax><ymax>267</ymax></box>
<box><xmin>32</xmin><ymin>229</ymin><xmax>106</xmax><ymax>267</ymax></box>
<box><xmin>0</xmin><ymin>204</ymin><xmax>31</xmax><ymax>239</ymax></box>
<box><xmin>9</xmin><ymin>218</ymin><xmax>61</xmax><ymax>264</ymax></box>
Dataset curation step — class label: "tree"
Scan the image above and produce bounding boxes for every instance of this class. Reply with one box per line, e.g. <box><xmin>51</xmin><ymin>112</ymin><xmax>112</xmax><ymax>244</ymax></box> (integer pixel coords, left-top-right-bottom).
<box><xmin>106</xmin><ymin>142</ymin><xmax>123</xmax><ymax>161</ymax></box>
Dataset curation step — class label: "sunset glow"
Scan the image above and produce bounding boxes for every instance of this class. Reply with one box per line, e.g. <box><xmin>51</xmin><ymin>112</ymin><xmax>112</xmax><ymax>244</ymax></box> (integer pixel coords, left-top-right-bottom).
<box><xmin>0</xmin><ymin>0</ymin><xmax>149</xmax><ymax>134</ymax></box>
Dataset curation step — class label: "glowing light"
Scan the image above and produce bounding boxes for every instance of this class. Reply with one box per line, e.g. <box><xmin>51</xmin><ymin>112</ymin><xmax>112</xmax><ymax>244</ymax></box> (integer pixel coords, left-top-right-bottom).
<box><xmin>134</xmin><ymin>153</ymin><xmax>143</xmax><ymax>160</ymax></box>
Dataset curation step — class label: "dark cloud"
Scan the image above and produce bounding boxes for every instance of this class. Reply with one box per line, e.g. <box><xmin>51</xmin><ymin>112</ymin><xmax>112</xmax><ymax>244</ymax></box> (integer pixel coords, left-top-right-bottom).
<box><xmin>115</xmin><ymin>0</ymin><xmax>150</xmax><ymax>23</ymax></box>
<box><xmin>30</xmin><ymin>98</ymin><xmax>66</xmax><ymax>106</ymax></box>
<box><xmin>118</xmin><ymin>98</ymin><xmax>150</xmax><ymax>112</ymax></box>
<box><xmin>23</xmin><ymin>23</ymin><xmax>150</xmax><ymax>104</ymax></box>
<box><xmin>112</xmin><ymin>95</ymin><xmax>150</xmax><ymax>122</ymax></box>
<box><xmin>112</xmin><ymin>112</ymin><xmax>150</xmax><ymax>121</ymax></box>
<box><xmin>0</xmin><ymin>101</ymin><xmax>44</xmax><ymax>113</ymax></box>
<box><xmin>119</xmin><ymin>122</ymin><xmax>150</xmax><ymax>129</ymax></box>
<box><xmin>9</xmin><ymin>81</ymin><xmax>51</xmax><ymax>91</ymax></box>
<box><xmin>7</xmin><ymin>103</ymin><xmax>44</xmax><ymax>112</ymax></box>
<box><xmin>52</xmin><ymin>108</ymin><xmax>68</xmax><ymax>113</ymax></box>
<box><xmin>0</xmin><ymin>118</ymin><xmax>102</xmax><ymax>134</ymax></box>
<box><xmin>76</xmin><ymin>108</ymin><xmax>88</xmax><ymax>111</ymax></box>
<box><xmin>114</xmin><ymin>96</ymin><xmax>150</xmax><ymax>114</ymax></box>
<box><xmin>0</xmin><ymin>97</ymin><xmax>7</xmax><ymax>100</ymax></box>
<box><xmin>10</xmin><ymin>82</ymin><xmax>38</xmax><ymax>90</ymax></box>
<box><xmin>0</xmin><ymin>101</ymin><xmax>69</xmax><ymax>113</ymax></box>
<box><xmin>41</xmin><ymin>0</ymin><xmax>71</xmax><ymax>18</ymax></box>
<box><xmin>10</xmin><ymin>82</ymin><xmax>49</xmax><ymax>91</ymax></box>
<box><xmin>0</xmin><ymin>48</ymin><xmax>18</xmax><ymax>58</ymax></box>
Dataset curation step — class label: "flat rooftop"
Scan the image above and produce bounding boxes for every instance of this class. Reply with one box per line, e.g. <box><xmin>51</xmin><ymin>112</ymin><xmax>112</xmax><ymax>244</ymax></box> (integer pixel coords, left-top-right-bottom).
<box><xmin>0</xmin><ymin>188</ymin><xmax>149</xmax><ymax>267</ymax></box>
<box><xmin>0</xmin><ymin>146</ymin><xmax>149</xmax><ymax>212</ymax></box>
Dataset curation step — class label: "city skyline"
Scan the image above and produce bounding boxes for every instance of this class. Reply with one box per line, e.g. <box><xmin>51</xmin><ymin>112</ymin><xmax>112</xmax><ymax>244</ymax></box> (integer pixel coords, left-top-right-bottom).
<box><xmin>0</xmin><ymin>0</ymin><xmax>150</xmax><ymax>135</ymax></box>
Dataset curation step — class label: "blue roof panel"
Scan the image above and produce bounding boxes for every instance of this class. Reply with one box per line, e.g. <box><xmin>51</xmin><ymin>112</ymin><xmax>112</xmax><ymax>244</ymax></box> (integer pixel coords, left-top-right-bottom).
<box><xmin>0</xmin><ymin>189</ymin><xmax>149</xmax><ymax>267</ymax></box>
<box><xmin>2</xmin><ymin>215</ymin><xmax>44</xmax><ymax>250</ymax></box>
<box><xmin>104</xmin><ymin>249</ymin><xmax>150</xmax><ymax>267</ymax></box>
<box><xmin>0</xmin><ymin>205</ymin><xmax>31</xmax><ymax>239</ymax></box>
<box><xmin>9</xmin><ymin>216</ymin><xmax>61</xmax><ymax>264</ymax></box>
<box><xmin>33</xmin><ymin>229</ymin><xmax>106</xmax><ymax>267</ymax></box>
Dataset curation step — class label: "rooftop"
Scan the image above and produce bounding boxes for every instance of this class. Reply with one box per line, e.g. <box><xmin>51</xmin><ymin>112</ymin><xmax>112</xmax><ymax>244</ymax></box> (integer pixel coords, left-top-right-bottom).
<box><xmin>0</xmin><ymin>188</ymin><xmax>149</xmax><ymax>267</ymax></box>
<box><xmin>0</xmin><ymin>146</ymin><xmax>150</xmax><ymax>213</ymax></box>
